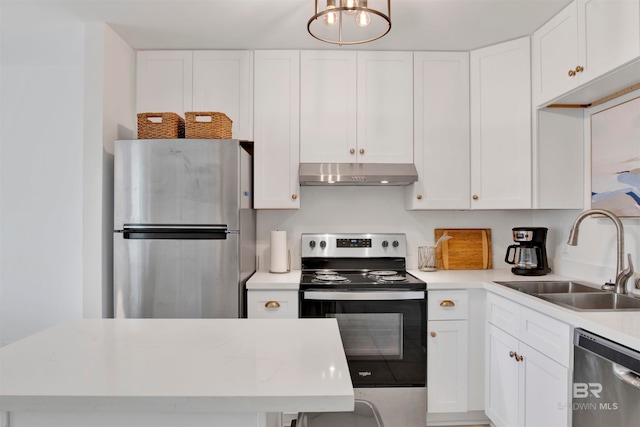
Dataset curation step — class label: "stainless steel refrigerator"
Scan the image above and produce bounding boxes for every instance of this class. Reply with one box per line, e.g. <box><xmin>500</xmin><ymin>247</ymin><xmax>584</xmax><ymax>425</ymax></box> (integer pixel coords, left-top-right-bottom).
<box><xmin>113</xmin><ymin>139</ymin><xmax>255</xmax><ymax>319</ymax></box>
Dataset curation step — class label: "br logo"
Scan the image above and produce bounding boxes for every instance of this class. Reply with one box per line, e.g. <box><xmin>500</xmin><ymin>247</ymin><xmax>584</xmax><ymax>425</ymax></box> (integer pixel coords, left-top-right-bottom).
<box><xmin>573</xmin><ymin>383</ymin><xmax>603</xmax><ymax>398</ymax></box>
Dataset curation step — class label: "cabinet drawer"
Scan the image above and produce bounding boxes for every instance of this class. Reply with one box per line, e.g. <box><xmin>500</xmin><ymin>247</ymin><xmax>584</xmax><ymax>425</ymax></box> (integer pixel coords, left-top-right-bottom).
<box><xmin>247</xmin><ymin>290</ymin><xmax>298</xmax><ymax>319</ymax></box>
<box><xmin>429</xmin><ymin>290</ymin><xmax>469</xmax><ymax>320</ymax></box>
<box><xmin>487</xmin><ymin>292</ymin><xmax>571</xmax><ymax>367</ymax></box>
<box><xmin>519</xmin><ymin>305</ymin><xmax>571</xmax><ymax>367</ymax></box>
<box><xmin>487</xmin><ymin>292</ymin><xmax>521</xmax><ymax>337</ymax></box>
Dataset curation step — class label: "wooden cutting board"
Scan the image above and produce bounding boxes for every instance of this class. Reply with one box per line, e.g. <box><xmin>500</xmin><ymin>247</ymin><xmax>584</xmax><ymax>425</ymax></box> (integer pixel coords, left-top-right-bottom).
<box><xmin>434</xmin><ymin>228</ymin><xmax>492</xmax><ymax>270</ymax></box>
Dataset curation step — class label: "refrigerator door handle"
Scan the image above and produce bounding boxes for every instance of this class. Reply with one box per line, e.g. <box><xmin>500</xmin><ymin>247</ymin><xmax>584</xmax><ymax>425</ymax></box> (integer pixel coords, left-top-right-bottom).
<box><xmin>122</xmin><ymin>224</ymin><xmax>230</xmax><ymax>240</ymax></box>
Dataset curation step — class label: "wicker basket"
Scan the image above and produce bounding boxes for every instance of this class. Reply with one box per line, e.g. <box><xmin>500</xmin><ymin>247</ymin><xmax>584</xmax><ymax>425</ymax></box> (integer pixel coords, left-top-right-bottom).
<box><xmin>184</xmin><ymin>112</ymin><xmax>232</xmax><ymax>139</ymax></box>
<box><xmin>137</xmin><ymin>112</ymin><xmax>185</xmax><ymax>139</ymax></box>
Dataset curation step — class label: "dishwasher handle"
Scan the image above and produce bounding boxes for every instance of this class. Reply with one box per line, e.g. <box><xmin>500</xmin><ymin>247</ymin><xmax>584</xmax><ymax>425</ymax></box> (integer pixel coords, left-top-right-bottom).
<box><xmin>613</xmin><ymin>363</ymin><xmax>640</xmax><ymax>389</ymax></box>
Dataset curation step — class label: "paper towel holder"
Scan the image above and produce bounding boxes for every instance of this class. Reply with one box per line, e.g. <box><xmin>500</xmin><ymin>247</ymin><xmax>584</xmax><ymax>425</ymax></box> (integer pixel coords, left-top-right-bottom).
<box><xmin>270</xmin><ymin>250</ymin><xmax>291</xmax><ymax>274</ymax></box>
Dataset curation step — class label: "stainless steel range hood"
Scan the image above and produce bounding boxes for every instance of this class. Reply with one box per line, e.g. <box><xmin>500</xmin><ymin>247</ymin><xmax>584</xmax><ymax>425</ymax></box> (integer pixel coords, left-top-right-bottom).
<box><xmin>299</xmin><ymin>163</ymin><xmax>418</xmax><ymax>186</ymax></box>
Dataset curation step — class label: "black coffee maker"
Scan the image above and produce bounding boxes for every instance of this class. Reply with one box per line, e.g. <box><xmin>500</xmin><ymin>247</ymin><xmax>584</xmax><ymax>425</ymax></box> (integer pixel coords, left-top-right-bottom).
<box><xmin>505</xmin><ymin>227</ymin><xmax>551</xmax><ymax>276</ymax></box>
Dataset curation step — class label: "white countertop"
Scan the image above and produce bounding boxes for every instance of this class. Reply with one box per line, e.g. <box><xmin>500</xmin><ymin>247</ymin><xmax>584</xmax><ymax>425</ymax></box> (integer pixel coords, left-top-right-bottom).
<box><xmin>246</xmin><ymin>271</ymin><xmax>301</xmax><ymax>290</ymax></box>
<box><xmin>0</xmin><ymin>318</ymin><xmax>354</xmax><ymax>414</ymax></box>
<box><xmin>410</xmin><ymin>268</ymin><xmax>640</xmax><ymax>351</ymax></box>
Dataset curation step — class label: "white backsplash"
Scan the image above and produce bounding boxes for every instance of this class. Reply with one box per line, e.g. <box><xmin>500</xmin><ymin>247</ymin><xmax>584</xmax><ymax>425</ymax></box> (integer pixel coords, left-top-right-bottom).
<box><xmin>257</xmin><ymin>186</ymin><xmax>640</xmax><ymax>287</ymax></box>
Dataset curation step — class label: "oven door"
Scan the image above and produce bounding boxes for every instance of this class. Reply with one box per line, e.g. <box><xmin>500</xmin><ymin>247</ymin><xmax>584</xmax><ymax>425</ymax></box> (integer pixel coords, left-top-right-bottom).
<box><xmin>300</xmin><ymin>290</ymin><xmax>426</xmax><ymax>387</ymax></box>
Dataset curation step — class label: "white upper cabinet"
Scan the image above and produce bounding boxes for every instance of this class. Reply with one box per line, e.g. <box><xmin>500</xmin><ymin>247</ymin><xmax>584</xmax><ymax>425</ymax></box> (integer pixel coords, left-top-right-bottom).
<box><xmin>578</xmin><ymin>0</ymin><xmax>640</xmax><ymax>82</ymax></box>
<box><xmin>300</xmin><ymin>51</ymin><xmax>413</xmax><ymax>163</ymax></box>
<box><xmin>532</xmin><ymin>2</ymin><xmax>579</xmax><ymax>106</ymax></box>
<box><xmin>137</xmin><ymin>51</ymin><xmax>193</xmax><ymax>115</ymax></box>
<box><xmin>470</xmin><ymin>37</ymin><xmax>532</xmax><ymax>209</ymax></box>
<box><xmin>136</xmin><ymin>50</ymin><xmax>253</xmax><ymax>140</ymax></box>
<box><xmin>253</xmin><ymin>50</ymin><xmax>300</xmax><ymax>209</ymax></box>
<box><xmin>192</xmin><ymin>51</ymin><xmax>253</xmax><ymax>140</ymax></box>
<box><xmin>406</xmin><ymin>52</ymin><xmax>470</xmax><ymax>210</ymax></box>
<box><xmin>300</xmin><ymin>51</ymin><xmax>357</xmax><ymax>163</ymax></box>
<box><xmin>533</xmin><ymin>0</ymin><xmax>640</xmax><ymax>106</ymax></box>
<box><xmin>357</xmin><ymin>51</ymin><xmax>414</xmax><ymax>163</ymax></box>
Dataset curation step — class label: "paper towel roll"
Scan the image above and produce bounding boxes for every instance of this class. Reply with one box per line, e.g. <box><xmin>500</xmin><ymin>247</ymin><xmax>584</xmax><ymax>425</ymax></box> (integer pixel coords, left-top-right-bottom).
<box><xmin>270</xmin><ymin>230</ymin><xmax>288</xmax><ymax>273</ymax></box>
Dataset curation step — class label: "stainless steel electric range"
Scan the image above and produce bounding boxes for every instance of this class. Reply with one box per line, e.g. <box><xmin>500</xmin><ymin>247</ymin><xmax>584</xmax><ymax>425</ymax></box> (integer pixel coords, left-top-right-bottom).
<box><xmin>299</xmin><ymin>233</ymin><xmax>427</xmax><ymax>389</ymax></box>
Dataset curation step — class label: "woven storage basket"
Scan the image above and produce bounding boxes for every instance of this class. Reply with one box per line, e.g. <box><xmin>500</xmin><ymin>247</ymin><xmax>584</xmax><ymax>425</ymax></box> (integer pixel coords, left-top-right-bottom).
<box><xmin>137</xmin><ymin>112</ymin><xmax>185</xmax><ymax>139</ymax></box>
<box><xmin>185</xmin><ymin>112</ymin><xmax>232</xmax><ymax>139</ymax></box>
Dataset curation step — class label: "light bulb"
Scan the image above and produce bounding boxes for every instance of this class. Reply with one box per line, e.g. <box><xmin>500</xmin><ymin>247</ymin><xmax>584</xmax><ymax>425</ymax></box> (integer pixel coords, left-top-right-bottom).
<box><xmin>324</xmin><ymin>6</ymin><xmax>337</xmax><ymax>26</ymax></box>
<box><xmin>343</xmin><ymin>0</ymin><xmax>358</xmax><ymax>15</ymax></box>
<box><xmin>356</xmin><ymin>10</ymin><xmax>370</xmax><ymax>27</ymax></box>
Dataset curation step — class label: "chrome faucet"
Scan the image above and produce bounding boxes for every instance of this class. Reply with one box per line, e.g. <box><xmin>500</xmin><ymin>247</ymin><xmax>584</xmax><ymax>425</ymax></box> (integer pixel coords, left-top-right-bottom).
<box><xmin>567</xmin><ymin>209</ymin><xmax>634</xmax><ymax>294</ymax></box>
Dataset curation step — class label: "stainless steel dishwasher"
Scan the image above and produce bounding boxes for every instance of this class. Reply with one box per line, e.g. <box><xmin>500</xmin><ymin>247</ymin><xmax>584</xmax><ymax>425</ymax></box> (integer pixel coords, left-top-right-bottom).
<box><xmin>573</xmin><ymin>329</ymin><xmax>640</xmax><ymax>426</ymax></box>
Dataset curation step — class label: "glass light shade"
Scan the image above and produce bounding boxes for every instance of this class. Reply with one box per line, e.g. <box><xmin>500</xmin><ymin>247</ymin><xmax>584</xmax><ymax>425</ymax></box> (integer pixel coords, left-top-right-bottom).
<box><xmin>308</xmin><ymin>0</ymin><xmax>391</xmax><ymax>46</ymax></box>
<box><xmin>343</xmin><ymin>0</ymin><xmax>358</xmax><ymax>14</ymax></box>
<box><xmin>325</xmin><ymin>6</ymin><xmax>337</xmax><ymax>26</ymax></box>
<box><xmin>356</xmin><ymin>10</ymin><xmax>370</xmax><ymax>27</ymax></box>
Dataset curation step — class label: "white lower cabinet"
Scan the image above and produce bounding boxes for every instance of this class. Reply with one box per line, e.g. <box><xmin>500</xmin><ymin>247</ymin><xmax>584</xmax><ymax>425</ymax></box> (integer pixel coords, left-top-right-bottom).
<box><xmin>247</xmin><ymin>286</ymin><xmax>299</xmax><ymax>427</ymax></box>
<box><xmin>428</xmin><ymin>319</ymin><xmax>468</xmax><ymax>413</ymax></box>
<box><xmin>247</xmin><ymin>290</ymin><xmax>298</xmax><ymax>319</ymax></box>
<box><xmin>486</xmin><ymin>293</ymin><xmax>570</xmax><ymax>427</ymax></box>
<box><xmin>427</xmin><ymin>289</ymin><xmax>486</xmax><ymax>420</ymax></box>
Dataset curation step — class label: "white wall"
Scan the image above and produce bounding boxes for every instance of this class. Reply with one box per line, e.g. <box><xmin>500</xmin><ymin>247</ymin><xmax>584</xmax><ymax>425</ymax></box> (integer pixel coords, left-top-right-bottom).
<box><xmin>0</xmin><ymin>17</ymin><xmax>135</xmax><ymax>345</ymax></box>
<box><xmin>257</xmin><ymin>187</ymin><xmax>639</xmax><ymax>289</ymax></box>
<box><xmin>1</xmin><ymin>23</ymin><xmax>85</xmax><ymax>345</ymax></box>
<box><xmin>256</xmin><ymin>185</ymin><xmax>579</xmax><ymax>271</ymax></box>
<box><xmin>82</xmin><ymin>24</ymin><xmax>135</xmax><ymax>319</ymax></box>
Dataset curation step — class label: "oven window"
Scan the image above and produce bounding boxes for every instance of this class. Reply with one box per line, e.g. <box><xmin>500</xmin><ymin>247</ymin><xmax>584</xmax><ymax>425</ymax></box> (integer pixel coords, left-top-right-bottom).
<box><xmin>330</xmin><ymin>313</ymin><xmax>403</xmax><ymax>359</ymax></box>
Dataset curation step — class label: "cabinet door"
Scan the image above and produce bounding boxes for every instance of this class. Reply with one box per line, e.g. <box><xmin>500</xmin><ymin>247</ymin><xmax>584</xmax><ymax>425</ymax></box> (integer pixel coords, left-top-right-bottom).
<box><xmin>192</xmin><ymin>51</ymin><xmax>253</xmax><ymax>141</ymax></box>
<box><xmin>407</xmin><ymin>52</ymin><xmax>470</xmax><ymax>210</ymax></box>
<box><xmin>486</xmin><ymin>324</ymin><xmax>520</xmax><ymax>427</ymax></box>
<box><xmin>300</xmin><ymin>51</ymin><xmax>357</xmax><ymax>163</ymax></box>
<box><xmin>427</xmin><ymin>320</ymin><xmax>468</xmax><ymax>413</ymax></box>
<box><xmin>254</xmin><ymin>51</ymin><xmax>300</xmax><ymax>209</ymax></box>
<box><xmin>578</xmin><ymin>0</ymin><xmax>640</xmax><ymax>83</ymax></box>
<box><xmin>532</xmin><ymin>2</ymin><xmax>579</xmax><ymax>106</ymax></box>
<box><xmin>521</xmin><ymin>343</ymin><xmax>570</xmax><ymax>427</ymax></box>
<box><xmin>470</xmin><ymin>37</ymin><xmax>531</xmax><ymax>209</ymax></box>
<box><xmin>357</xmin><ymin>51</ymin><xmax>414</xmax><ymax>163</ymax></box>
<box><xmin>136</xmin><ymin>51</ymin><xmax>193</xmax><ymax>114</ymax></box>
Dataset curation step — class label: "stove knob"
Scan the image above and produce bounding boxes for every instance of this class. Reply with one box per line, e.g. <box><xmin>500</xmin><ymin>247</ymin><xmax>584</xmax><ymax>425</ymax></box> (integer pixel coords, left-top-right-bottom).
<box><xmin>382</xmin><ymin>240</ymin><xmax>389</xmax><ymax>248</ymax></box>
<box><xmin>309</xmin><ymin>240</ymin><xmax>316</xmax><ymax>248</ymax></box>
<box><xmin>320</xmin><ymin>240</ymin><xmax>327</xmax><ymax>249</ymax></box>
<box><xmin>392</xmin><ymin>240</ymin><xmax>399</xmax><ymax>248</ymax></box>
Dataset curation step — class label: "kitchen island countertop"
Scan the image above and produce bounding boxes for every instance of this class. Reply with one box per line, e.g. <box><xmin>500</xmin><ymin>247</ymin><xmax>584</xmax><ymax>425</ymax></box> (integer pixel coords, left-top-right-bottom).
<box><xmin>0</xmin><ymin>318</ymin><xmax>354</xmax><ymax>424</ymax></box>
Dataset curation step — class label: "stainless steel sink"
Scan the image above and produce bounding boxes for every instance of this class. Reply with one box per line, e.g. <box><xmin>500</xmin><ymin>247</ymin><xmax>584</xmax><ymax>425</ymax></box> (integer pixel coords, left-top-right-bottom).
<box><xmin>538</xmin><ymin>292</ymin><xmax>640</xmax><ymax>311</ymax></box>
<box><xmin>493</xmin><ymin>280</ymin><xmax>640</xmax><ymax>311</ymax></box>
<box><xmin>495</xmin><ymin>281</ymin><xmax>602</xmax><ymax>294</ymax></box>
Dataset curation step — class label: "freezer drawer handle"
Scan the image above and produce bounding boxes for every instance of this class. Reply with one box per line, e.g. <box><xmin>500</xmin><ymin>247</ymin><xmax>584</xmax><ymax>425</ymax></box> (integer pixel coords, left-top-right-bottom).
<box><xmin>122</xmin><ymin>224</ymin><xmax>230</xmax><ymax>240</ymax></box>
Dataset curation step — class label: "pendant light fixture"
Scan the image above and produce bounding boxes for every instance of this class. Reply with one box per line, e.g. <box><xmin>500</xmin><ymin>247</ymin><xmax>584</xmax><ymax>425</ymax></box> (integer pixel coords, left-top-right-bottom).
<box><xmin>308</xmin><ymin>0</ymin><xmax>391</xmax><ymax>46</ymax></box>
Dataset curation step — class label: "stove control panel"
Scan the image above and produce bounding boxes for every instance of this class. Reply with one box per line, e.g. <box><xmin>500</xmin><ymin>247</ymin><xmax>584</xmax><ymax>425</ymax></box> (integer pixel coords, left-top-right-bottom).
<box><xmin>337</xmin><ymin>238</ymin><xmax>372</xmax><ymax>248</ymax></box>
<box><xmin>302</xmin><ymin>233</ymin><xmax>407</xmax><ymax>258</ymax></box>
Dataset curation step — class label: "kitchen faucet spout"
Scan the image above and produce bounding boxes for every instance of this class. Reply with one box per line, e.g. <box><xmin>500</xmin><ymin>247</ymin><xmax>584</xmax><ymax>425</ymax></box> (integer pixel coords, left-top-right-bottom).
<box><xmin>567</xmin><ymin>209</ymin><xmax>633</xmax><ymax>294</ymax></box>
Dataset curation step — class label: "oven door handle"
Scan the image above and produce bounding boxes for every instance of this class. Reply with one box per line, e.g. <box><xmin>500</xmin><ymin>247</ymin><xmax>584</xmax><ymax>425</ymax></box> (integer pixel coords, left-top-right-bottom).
<box><xmin>303</xmin><ymin>291</ymin><xmax>425</xmax><ymax>301</ymax></box>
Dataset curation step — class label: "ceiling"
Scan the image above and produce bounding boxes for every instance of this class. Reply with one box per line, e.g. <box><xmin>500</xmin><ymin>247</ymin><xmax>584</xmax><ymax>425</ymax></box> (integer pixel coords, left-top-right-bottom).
<box><xmin>1</xmin><ymin>0</ymin><xmax>573</xmax><ymax>51</ymax></box>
